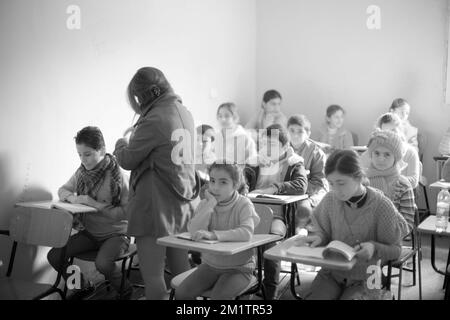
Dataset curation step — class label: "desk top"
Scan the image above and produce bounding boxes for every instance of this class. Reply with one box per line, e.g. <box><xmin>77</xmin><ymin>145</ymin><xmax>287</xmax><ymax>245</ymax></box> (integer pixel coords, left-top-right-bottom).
<box><xmin>430</xmin><ymin>180</ymin><xmax>450</xmax><ymax>189</ymax></box>
<box><xmin>263</xmin><ymin>235</ymin><xmax>357</xmax><ymax>271</ymax></box>
<box><xmin>248</xmin><ymin>194</ymin><xmax>308</xmax><ymax>205</ymax></box>
<box><xmin>433</xmin><ymin>155</ymin><xmax>450</xmax><ymax>161</ymax></box>
<box><xmin>15</xmin><ymin>201</ymin><xmax>97</xmax><ymax>214</ymax></box>
<box><xmin>157</xmin><ymin>234</ymin><xmax>282</xmax><ymax>255</ymax></box>
<box><xmin>418</xmin><ymin>216</ymin><xmax>450</xmax><ymax>236</ymax></box>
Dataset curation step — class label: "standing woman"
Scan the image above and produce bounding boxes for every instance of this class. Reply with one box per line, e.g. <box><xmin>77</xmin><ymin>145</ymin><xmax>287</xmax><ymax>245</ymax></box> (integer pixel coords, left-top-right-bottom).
<box><xmin>114</xmin><ymin>67</ymin><xmax>198</xmax><ymax>300</ymax></box>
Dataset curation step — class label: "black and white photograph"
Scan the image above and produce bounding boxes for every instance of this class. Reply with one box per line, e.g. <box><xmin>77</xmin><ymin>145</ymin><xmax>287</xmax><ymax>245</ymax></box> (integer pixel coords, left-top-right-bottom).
<box><xmin>0</xmin><ymin>0</ymin><xmax>449</xmax><ymax>306</ymax></box>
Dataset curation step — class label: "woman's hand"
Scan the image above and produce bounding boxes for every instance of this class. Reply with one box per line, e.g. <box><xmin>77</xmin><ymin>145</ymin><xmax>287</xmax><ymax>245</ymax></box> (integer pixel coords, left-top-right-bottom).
<box><xmin>192</xmin><ymin>230</ymin><xmax>218</xmax><ymax>242</ymax></box>
<box><xmin>354</xmin><ymin>242</ymin><xmax>376</xmax><ymax>261</ymax></box>
<box><xmin>293</xmin><ymin>235</ymin><xmax>322</xmax><ymax>248</ymax></box>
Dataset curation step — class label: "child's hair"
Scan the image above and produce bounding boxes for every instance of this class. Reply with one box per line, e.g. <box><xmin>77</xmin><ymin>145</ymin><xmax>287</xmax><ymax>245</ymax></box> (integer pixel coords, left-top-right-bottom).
<box><xmin>325</xmin><ymin>149</ymin><xmax>367</xmax><ymax>184</ymax></box>
<box><xmin>208</xmin><ymin>161</ymin><xmax>243</xmax><ymax>188</ymax></box>
<box><xmin>390</xmin><ymin>98</ymin><xmax>409</xmax><ymax>111</ymax></box>
<box><xmin>197</xmin><ymin>124</ymin><xmax>215</xmax><ymax>142</ymax></box>
<box><xmin>262</xmin><ymin>90</ymin><xmax>282</xmax><ymax>103</ymax></box>
<box><xmin>75</xmin><ymin>126</ymin><xmax>105</xmax><ymax>151</ymax></box>
<box><xmin>217</xmin><ymin>102</ymin><xmax>239</xmax><ymax>122</ymax></box>
<box><xmin>264</xmin><ymin>124</ymin><xmax>289</xmax><ymax>147</ymax></box>
<box><xmin>287</xmin><ymin>114</ymin><xmax>311</xmax><ymax>133</ymax></box>
<box><xmin>127</xmin><ymin>67</ymin><xmax>173</xmax><ymax>114</ymax></box>
<box><xmin>375</xmin><ymin>112</ymin><xmax>402</xmax><ymax>129</ymax></box>
<box><xmin>326</xmin><ymin>104</ymin><xmax>345</xmax><ymax>118</ymax></box>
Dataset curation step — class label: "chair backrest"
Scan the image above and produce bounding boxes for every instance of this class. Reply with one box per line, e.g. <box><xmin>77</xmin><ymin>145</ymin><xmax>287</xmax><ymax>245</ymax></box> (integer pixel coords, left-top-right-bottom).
<box><xmin>9</xmin><ymin>208</ymin><xmax>73</xmax><ymax>248</ymax></box>
<box><xmin>253</xmin><ymin>204</ymin><xmax>274</xmax><ymax>235</ymax></box>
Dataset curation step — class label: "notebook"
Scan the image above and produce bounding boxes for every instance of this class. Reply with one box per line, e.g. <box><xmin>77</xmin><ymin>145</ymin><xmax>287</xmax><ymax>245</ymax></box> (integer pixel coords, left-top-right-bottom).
<box><xmin>287</xmin><ymin>240</ymin><xmax>357</xmax><ymax>262</ymax></box>
<box><xmin>176</xmin><ymin>232</ymin><xmax>220</xmax><ymax>244</ymax></box>
<box><xmin>51</xmin><ymin>202</ymin><xmax>97</xmax><ymax>214</ymax></box>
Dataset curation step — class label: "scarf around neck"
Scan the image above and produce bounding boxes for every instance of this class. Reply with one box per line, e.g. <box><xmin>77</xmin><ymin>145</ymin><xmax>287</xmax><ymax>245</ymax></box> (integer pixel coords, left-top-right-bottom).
<box><xmin>365</xmin><ymin>162</ymin><xmax>401</xmax><ymax>179</ymax></box>
<box><xmin>75</xmin><ymin>153</ymin><xmax>122</xmax><ymax>206</ymax></box>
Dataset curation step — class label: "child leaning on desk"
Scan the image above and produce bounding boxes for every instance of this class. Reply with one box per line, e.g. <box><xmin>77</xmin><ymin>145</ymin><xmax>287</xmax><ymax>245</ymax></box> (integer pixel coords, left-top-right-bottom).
<box><xmin>296</xmin><ymin>150</ymin><xmax>407</xmax><ymax>300</ymax></box>
<box><xmin>175</xmin><ymin>162</ymin><xmax>260</xmax><ymax>300</ymax></box>
<box><xmin>244</xmin><ymin>124</ymin><xmax>308</xmax><ymax>300</ymax></box>
<box><xmin>47</xmin><ymin>126</ymin><xmax>132</xmax><ymax>299</ymax></box>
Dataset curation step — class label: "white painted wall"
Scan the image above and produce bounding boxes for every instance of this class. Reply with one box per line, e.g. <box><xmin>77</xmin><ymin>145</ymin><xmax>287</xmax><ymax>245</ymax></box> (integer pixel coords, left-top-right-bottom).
<box><xmin>0</xmin><ymin>0</ymin><xmax>256</xmax><ymax>282</ymax></box>
<box><xmin>256</xmin><ymin>0</ymin><xmax>448</xmax><ymax>185</ymax></box>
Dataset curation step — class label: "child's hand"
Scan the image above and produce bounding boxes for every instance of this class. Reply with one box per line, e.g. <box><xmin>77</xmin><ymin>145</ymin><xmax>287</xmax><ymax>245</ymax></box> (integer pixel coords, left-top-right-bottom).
<box><xmin>192</xmin><ymin>230</ymin><xmax>218</xmax><ymax>241</ymax></box>
<box><xmin>73</xmin><ymin>195</ymin><xmax>96</xmax><ymax>207</ymax></box>
<box><xmin>251</xmin><ymin>186</ymin><xmax>277</xmax><ymax>195</ymax></box>
<box><xmin>394</xmin><ymin>176</ymin><xmax>409</xmax><ymax>195</ymax></box>
<box><xmin>294</xmin><ymin>235</ymin><xmax>322</xmax><ymax>248</ymax></box>
<box><xmin>354</xmin><ymin>242</ymin><xmax>375</xmax><ymax>261</ymax></box>
<box><xmin>204</xmin><ymin>190</ymin><xmax>218</xmax><ymax>207</ymax></box>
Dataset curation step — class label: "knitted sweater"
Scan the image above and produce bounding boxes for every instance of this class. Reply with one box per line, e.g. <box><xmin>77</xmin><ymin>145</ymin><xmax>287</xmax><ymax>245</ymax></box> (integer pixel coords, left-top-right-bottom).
<box><xmin>292</xmin><ymin>139</ymin><xmax>329</xmax><ymax>207</ymax></box>
<box><xmin>367</xmin><ymin>166</ymin><xmax>415</xmax><ymax>235</ymax></box>
<box><xmin>58</xmin><ymin>170</ymin><xmax>129</xmax><ymax>240</ymax></box>
<box><xmin>188</xmin><ymin>191</ymin><xmax>260</xmax><ymax>273</ymax></box>
<box><xmin>361</xmin><ymin>145</ymin><xmax>420</xmax><ymax>189</ymax></box>
<box><xmin>311</xmin><ymin>187</ymin><xmax>405</xmax><ymax>281</ymax></box>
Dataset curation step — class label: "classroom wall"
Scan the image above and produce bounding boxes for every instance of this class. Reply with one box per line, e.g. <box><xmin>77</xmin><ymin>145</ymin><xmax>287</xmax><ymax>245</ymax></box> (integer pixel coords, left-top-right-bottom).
<box><xmin>255</xmin><ymin>0</ymin><xmax>449</xmax><ymax>186</ymax></box>
<box><xmin>0</xmin><ymin>0</ymin><xmax>256</xmax><ymax>283</ymax></box>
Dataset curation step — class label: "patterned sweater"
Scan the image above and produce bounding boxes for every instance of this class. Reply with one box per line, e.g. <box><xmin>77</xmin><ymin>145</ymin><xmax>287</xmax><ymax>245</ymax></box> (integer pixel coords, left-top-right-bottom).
<box><xmin>58</xmin><ymin>170</ymin><xmax>129</xmax><ymax>240</ymax></box>
<box><xmin>188</xmin><ymin>191</ymin><xmax>260</xmax><ymax>273</ymax></box>
<box><xmin>292</xmin><ymin>139</ymin><xmax>329</xmax><ymax>207</ymax></box>
<box><xmin>311</xmin><ymin>187</ymin><xmax>406</xmax><ymax>281</ymax></box>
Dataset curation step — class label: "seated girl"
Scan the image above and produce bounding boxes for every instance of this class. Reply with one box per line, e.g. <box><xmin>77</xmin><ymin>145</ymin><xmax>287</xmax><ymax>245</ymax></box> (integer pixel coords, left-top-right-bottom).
<box><xmin>175</xmin><ymin>162</ymin><xmax>260</xmax><ymax>300</ymax></box>
<box><xmin>366</xmin><ymin>129</ymin><xmax>415</xmax><ymax>234</ymax></box>
<box><xmin>297</xmin><ymin>150</ymin><xmax>407</xmax><ymax>300</ymax></box>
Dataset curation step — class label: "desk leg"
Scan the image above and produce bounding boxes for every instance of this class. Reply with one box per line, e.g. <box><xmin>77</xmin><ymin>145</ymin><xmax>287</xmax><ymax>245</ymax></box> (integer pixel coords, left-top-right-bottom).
<box><xmin>418</xmin><ymin>232</ymin><xmax>422</xmax><ymax>300</ymax></box>
<box><xmin>286</xmin><ymin>203</ymin><xmax>303</xmax><ymax>300</ymax></box>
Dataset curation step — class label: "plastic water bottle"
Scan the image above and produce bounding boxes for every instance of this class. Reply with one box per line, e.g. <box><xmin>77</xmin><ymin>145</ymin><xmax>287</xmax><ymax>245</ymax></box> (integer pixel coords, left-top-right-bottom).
<box><xmin>436</xmin><ymin>189</ymin><xmax>450</xmax><ymax>232</ymax></box>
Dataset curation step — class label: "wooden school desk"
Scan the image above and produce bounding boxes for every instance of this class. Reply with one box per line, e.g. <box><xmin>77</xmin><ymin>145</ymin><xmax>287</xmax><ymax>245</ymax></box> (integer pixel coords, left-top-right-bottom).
<box><xmin>157</xmin><ymin>234</ymin><xmax>282</xmax><ymax>298</ymax></box>
<box><xmin>247</xmin><ymin>194</ymin><xmax>309</xmax><ymax>299</ymax></box>
<box><xmin>264</xmin><ymin>234</ymin><xmax>357</xmax><ymax>299</ymax></box>
<box><xmin>15</xmin><ymin>200</ymin><xmax>97</xmax><ymax>214</ymax></box>
<box><xmin>417</xmin><ymin>216</ymin><xmax>450</xmax><ymax>288</ymax></box>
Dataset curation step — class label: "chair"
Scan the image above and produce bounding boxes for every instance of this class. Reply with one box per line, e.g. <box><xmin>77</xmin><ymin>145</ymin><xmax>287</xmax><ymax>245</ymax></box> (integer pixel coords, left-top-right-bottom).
<box><xmin>385</xmin><ymin>208</ymin><xmax>422</xmax><ymax>300</ymax></box>
<box><xmin>351</xmin><ymin>131</ymin><xmax>359</xmax><ymax>147</ymax></box>
<box><xmin>169</xmin><ymin>204</ymin><xmax>275</xmax><ymax>300</ymax></box>
<box><xmin>64</xmin><ymin>238</ymin><xmax>138</xmax><ymax>299</ymax></box>
<box><xmin>0</xmin><ymin>207</ymin><xmax>73</xmax><ymax>300</ymax></box>
<box><xmin>416</xmin><ymin>162</ymin><xmax>430</xmax><ymax>223</ymax></box>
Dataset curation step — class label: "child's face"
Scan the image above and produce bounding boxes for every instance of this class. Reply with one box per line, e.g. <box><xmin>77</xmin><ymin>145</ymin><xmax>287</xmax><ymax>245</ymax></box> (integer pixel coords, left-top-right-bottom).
<box><xmin>392</xmin><ymin>105</ymin><xmax>410</xmax><ymax>122</ymax></box>
<box><xmin>76</xmin><ymin>143</ymin><xmax>104</xmax><ymax>171</ymax></box>
<box><xmin>327</xmin><ymin>171</ymin><xmax>362</xmax><ymax>201</ymax></box>
<box><xmin>259</xmin><ymin>135</ymin><xmax>287</xmax><ymax>162</ymax></box>
<box><xmin>208</xmin><ymin>168</ymin><xmax>236</xmax><ymax>203</ymax></box>
<box><xmin>263</xmin><ymin>98</ymin><xmax>282</xmax><ymax>114</ymax></box>
<box><xmin>327</xmin><ymin>110</ymin><xmax>344</xmax><ymax>129</ymax></box>
<box><xmin>288</xmin><ymin>124</ymin><xmax>310</xmax><ymax>148</ymax></box>
<box><xmin>217</xmin><ymin>108</ymin><xmax>237</xmax><ymax>130</ymax></box>
<box><xmin>197</xmin><ymin>131</ymin><xmax>213</xmax><ymax>153</ymax></box>
<box><xmin>371</xmin><ymin>146</ymin><xmax>395</xmax><ymax>171</ymax></box>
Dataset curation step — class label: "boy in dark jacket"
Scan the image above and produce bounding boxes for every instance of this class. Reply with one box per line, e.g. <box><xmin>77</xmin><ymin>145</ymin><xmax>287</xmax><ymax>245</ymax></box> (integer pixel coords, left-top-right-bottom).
<box><xmin>244</xmin><ymin>124</ymin><xmax>308</xmax><ymax>300</ymax></box>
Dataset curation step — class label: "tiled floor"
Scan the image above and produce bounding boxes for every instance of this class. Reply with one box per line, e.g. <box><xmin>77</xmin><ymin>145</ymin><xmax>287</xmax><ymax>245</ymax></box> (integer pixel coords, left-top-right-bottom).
<box><xmin>84</xmin><ymin>233</ymin><xmax>449</xmax><ymax>300</ymax></box>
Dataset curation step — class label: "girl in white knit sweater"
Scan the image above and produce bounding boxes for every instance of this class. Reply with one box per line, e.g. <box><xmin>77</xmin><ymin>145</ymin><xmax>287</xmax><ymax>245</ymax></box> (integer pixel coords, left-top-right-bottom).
<box><xmin>176</xmin><ymin>162</ymin><xmax>260</xmax><ymax>300</ymax></box>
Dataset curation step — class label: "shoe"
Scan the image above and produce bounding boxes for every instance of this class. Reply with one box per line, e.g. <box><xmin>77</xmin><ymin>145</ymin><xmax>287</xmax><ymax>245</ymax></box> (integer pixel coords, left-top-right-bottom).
<box><xmin>68</xmin><ymin>284</ymin><xmax>96</xmax><ymax>300</ymax></box>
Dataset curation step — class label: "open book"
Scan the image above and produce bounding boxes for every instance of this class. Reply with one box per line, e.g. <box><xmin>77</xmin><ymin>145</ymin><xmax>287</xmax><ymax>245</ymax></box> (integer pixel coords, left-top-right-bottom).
<box><xmin>176</xmin><ymin>232</ymin><xmax>219</xmax><ymax>244</ymax></box>
<box><xmin>287</xmin><ymin>240</ymin><xmax>357</xmax><ymax>262</ymax></box>
<box><xmin>51</xmin><ymin>202</ymin><xmax>97</xmax><ymax>214</ymax></box>
<box><xmin>247</xmin><ymin>193</ymin><xmax>291</xmax><ymax>200</ymax></box>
